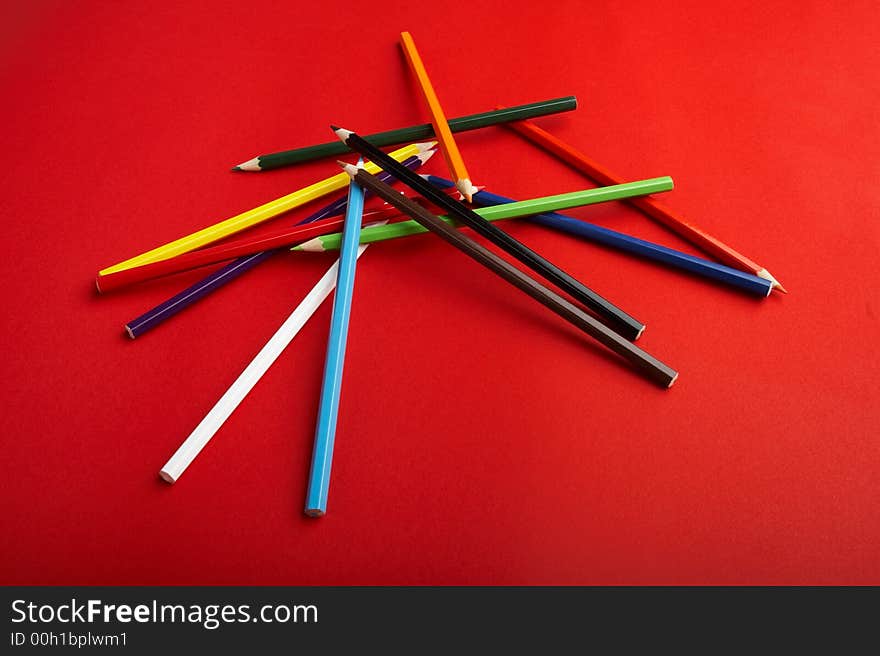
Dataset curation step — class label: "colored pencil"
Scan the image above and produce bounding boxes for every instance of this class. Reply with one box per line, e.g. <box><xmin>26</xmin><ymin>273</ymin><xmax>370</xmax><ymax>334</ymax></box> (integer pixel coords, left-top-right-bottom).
<box><xmin>292</xmin><ymin>177</ymin><xmax>673</xmax><ymax>251</ymax></box>
<box><xmin>99</xmin><ymin>142</ymin><xmax>432</xmax><ymax>276</ymax></box>
<box><xmin>123</xmin><ymin>151</ymin><xmax>434</xmax><ymax>338</ymax></box>
<box><xmin>333</xmin><ymin>125</ymin><xmax>645</xmax><ymax>341</ymax></box>
<box><xmin>504</xmin><ymin>117</ymin><xmax>787</xmax><ymax>292</ymax></box>
<box><xmin>158</xmin><ymin>223</ymin><xmax>387</xmax><ymax>484</ymax></box>
<box><xmin>424</xmin><ymin>175</ymin><xmax>773</xmax><ymax>297</ymax></box>
<box><xmin>232</xmin><ymin>96</ymin><xmax>576</xmax><ymax>171</ymax></box>
<box><xmin>96</xmin><ymin>207</ymin><xmax>403</xmax><ymax>292</ymax></box>
<box><xmin>399</xmin><ymin>31</ymin><xmax>478</xmax><ymax>201</ymax></box>
<box><xmin>304</xmin><ymin>164</ymin><xmax>366</xmax><ymax>517</ymax></box>
<box><xmin>339</xmin><ymin>163</ymin><xmax>678</xmax><ymax>387</ymax></box>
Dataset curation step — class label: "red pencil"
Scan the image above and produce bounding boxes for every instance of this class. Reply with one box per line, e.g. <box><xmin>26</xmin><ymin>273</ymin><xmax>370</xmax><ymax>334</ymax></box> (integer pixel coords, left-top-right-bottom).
<box><xmin>504</xmin><ymin>116</ymin><xmax>786</xmax><ymax>293</ymax></box>
<box><xmin>94</xmin><ymin>206</ymin><xmax>404</xmax><ymax>293</ymax></box>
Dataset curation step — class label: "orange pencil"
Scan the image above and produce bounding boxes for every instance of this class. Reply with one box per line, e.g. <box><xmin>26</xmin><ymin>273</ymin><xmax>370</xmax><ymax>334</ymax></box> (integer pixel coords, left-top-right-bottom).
<box><xmin>399</xmin><ymin>31</ymin><xmax>479</xmax><ymax>202</ymax></box>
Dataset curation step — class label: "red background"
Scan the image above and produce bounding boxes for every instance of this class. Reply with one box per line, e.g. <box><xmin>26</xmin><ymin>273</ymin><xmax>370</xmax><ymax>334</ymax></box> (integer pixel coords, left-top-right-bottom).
<box><xmin>1</xmin><ymin>1</ymin><xmax>877</xmax><ymax>584</ymax></box>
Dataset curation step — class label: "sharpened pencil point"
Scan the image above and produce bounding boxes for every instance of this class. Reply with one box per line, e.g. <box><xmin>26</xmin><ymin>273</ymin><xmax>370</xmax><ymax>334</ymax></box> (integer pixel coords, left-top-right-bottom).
<box><xmin>293</xmin><ymin>238</ymin><xmax>324</xmax><ymax>253</ymax></box>
<box><xmin>456</xmin><ymin>178</ymin><xmax>480</xmax><ymax>203</ymax></box>
<box><xmin>331</xmin><ymin>125</ymin><xmax>354</xmax><ymax>143</ymax></box>
<box><xmin>416</xmin><ymin>149</ymin><xmax>437</xmax><ymax>164</ymax></box>
<box><xmin>756</xmin><ymin>268</ymin><xmax>786</xmax><ymax>294</ymax></box>
<box><xmin>231</xmin><ymin>157</ymin><xmax>261</xmax><ymax>172</ymax></box>
<box><xmin>337</xmin><ymin>160</ymin><xmax>359</xmax><ymax>178</ymax></box>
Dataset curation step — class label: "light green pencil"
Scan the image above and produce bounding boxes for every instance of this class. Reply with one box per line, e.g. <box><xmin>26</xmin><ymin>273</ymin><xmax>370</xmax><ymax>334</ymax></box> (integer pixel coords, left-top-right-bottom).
<box><xmin>292</xmin><ymin>177</ymin><xmax>673</xmax><ymax>252</ymax></box>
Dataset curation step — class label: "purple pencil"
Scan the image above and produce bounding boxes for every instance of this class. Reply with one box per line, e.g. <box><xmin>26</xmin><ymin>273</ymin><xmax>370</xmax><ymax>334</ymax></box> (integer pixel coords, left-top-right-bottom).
<box><xmin>124</xmin><ymin>149</ymin><xmax>435</xmax><ymax>338</ymax></box>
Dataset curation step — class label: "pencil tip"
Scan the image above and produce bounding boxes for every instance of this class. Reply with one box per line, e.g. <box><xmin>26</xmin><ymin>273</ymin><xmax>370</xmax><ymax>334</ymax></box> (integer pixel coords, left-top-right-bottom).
<box><xmin>455</xmin><ymin>178</ymin><xmax>480</xmax><ymax>203</ymax></box>
<box><xmin>293</xmin><ymin>238</ymin><xmax>323</xmax><ymax>253</ymax></box>
<box><xmin>331</xmin><ymin>125</ymin><xmax>353</xmax><ymax>142</ymax></box>
<box><xmin>231</xmin><ymin>157</ymin><xmax>260</xmax><ymax>172</ymax></box>
<box><xmin>337</xmin><ymin>160</ymin><xmax>358</xmax><ymax>177</ymax></box>
<box><xmin>756</xmin><ymin>268</ymin><xmax>786</xmax><ymax>294</ymax></box>
<box><xmin>416</xmin><ymin>149</ymin><xmax>437</xmax><ymax>164</ymax></box>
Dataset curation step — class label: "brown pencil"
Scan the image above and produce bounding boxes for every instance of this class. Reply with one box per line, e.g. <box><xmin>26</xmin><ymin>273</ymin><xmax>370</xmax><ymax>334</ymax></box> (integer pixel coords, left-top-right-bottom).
<box><xmin>338</xmin><ymin>162</ymin><xmax>678</xmax><ymax>388</ymax></box>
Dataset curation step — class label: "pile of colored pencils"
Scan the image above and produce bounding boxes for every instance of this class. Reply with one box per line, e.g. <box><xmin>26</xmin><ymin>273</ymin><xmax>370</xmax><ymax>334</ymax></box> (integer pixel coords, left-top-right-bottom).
<box><xmin>96</xmin><ymin>32</ymin><xmax>784</xmax><ymax>517</ymax></box>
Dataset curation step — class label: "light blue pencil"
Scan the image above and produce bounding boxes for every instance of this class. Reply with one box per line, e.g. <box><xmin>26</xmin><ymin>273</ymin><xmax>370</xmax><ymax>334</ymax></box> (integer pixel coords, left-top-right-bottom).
<box><xmin>304</xmin><ymin>160</ymin><xmax>366</xmax><ymax>517</ymax></box>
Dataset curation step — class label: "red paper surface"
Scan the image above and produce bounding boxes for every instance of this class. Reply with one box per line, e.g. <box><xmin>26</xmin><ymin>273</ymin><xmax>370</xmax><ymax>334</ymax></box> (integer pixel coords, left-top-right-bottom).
<box><xmin>1</xmin><ymin>1</ymin><xmax>877</xmax><ymax>584</ymax></box>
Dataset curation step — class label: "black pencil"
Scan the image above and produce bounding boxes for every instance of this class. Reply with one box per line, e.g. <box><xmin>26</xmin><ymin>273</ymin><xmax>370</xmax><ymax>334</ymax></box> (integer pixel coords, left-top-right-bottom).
<box><xmin>232</xmin><ymin>96</ymin><xmax>577</xmax><ymax>171</ymax></box>
<box><xmin>339</xmin><ymin>162</ymin><xmax>677</xmax><ymax>388</ymax></box>
<box><xmin>331</xmin><ymin>125</ymin><xmax>645</xmax><ymax>341</ymax></box>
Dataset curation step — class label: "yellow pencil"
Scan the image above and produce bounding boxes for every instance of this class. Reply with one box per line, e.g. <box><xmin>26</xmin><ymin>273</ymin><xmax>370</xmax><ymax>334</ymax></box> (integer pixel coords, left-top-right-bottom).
<box><xmin>399</xmin><ymin>31</ymin><xmax>479</xmax><ymax>202</ymax></box>
<box><xmin>99</xmin><ymin>141</ymin><xmax>435</xmax><ymax>275</ymax></box>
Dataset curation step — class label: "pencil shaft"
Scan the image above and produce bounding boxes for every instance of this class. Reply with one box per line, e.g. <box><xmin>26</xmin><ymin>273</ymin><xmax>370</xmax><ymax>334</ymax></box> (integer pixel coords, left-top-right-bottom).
<box><xmin>97</xmin><ymin>206</ymin><xmax>401</xmax><ymax>292</ymax></box>
<box><xmin>243</xmin><ymin>97</ymin><xmax>576</xmax><ymax>171</ymax></box>
<box><xmin>125</xmin><ymin>252</ymin><xmax>274</xmax><ymax>338</ymax></box>
<box><xmin>124</xmin><ymin>153</ymin><xmax>429</xmax><ymax>338</ymax></box>
<box><xmin>337</xmin><ymin>128</ymin><xmax>645</xmax><ymax>341</ymax></box>
<box><xmin>305</xmin><ymin>177</ymin><xmax>366</xmax><ymax>516</ymax></box>
<box><xmin>101</xmin><ymin>143</ymin><xmax>424</xmax><ymax>275</ymax></box>
<box><xmin>158</xmin><ymin>240</ymin><xmax>376</xmax><ymax>484</ymax></box>
<box><xmin>399</xmin><ymin>31</ymin><xmax>472</xmax><ymax>194</ymax></box>
<box><xmin>297</xmin><ymin>177</ymin><xmax>673</xmax><ymax>250</ymax></box>
<box><xmin>504</xmin><ymin>118</ymin><xmax>769</xmax><ymax>275</ymax></box>
<box><xmin>350</xmin><ymin>168</ymin><xmax>678</xmax><ymax>388</ymax></box>
<box><xmin>424</xmin><ymin>175</ymin><xmax>773</xmax><ymax>297</ymax></box>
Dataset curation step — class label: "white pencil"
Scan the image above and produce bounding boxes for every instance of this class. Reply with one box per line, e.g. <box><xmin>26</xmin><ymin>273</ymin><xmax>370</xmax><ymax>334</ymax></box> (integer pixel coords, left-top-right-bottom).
<box><xmin>159</xmin><ymin>232</ymin><xmax>383</xmax><ymax>484</ymax></box>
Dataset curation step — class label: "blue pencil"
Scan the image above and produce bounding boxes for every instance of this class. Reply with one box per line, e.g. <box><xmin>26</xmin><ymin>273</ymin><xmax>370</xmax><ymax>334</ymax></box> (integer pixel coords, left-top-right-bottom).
<box><xmin>304</xmin><ymin>162</ymin><xmax>367</xmax><ymax>517</ymax></box>
<box><xmin>423</xmin><ymin>175</ymin><xmax>772</xmax><ymax>297</ymax></box>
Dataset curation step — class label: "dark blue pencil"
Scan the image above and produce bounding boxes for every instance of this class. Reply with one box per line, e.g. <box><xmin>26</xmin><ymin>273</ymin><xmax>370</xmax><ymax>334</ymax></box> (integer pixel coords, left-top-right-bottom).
<box><xmin>424</xmin><ymin>175</ymin><xmax>772</xmax><ymax>297</ymax></box>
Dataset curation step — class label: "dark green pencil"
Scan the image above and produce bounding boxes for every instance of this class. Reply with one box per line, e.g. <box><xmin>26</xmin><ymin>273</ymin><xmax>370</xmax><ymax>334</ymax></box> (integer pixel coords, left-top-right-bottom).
<box><xmin>232</xmin><ymin>96</ymin><xmax>577</xmax><ymax>171</ymax></box>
